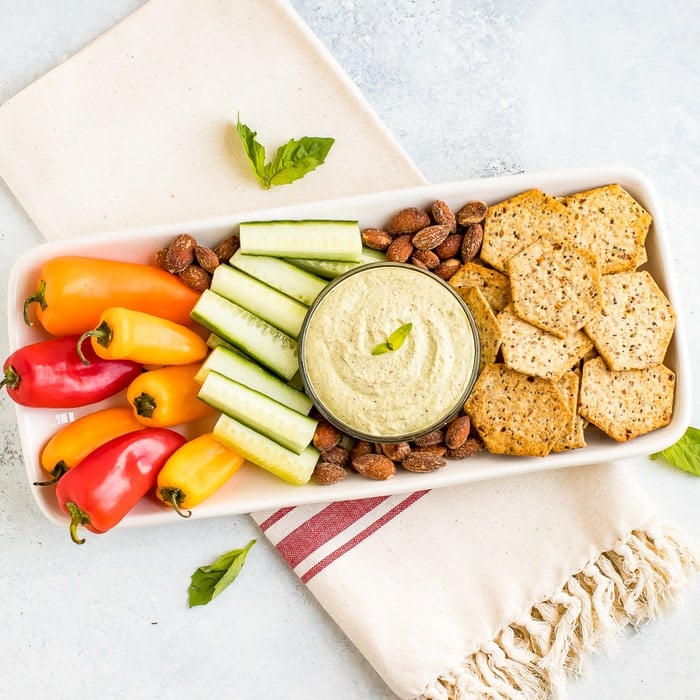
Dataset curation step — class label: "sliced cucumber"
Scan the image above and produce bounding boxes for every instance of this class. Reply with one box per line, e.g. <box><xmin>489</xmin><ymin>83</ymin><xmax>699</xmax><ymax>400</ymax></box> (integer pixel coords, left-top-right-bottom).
<box><xmin>206</xmin><ymin>333</ymin><xmax>237</xmax><ymax>352</ymax></box>
<box><xmin>190</xmin><ymin>289</ymin><xmax>298</xmax><ymax>380</ymax></box>
<box><xmin>239</xmin><ymin>219</ymin><xmax>362</xmax><ymax>261</ymax></box>
<box><xmin>213</xmin><ymin>413</ymin><xmax>319</xmax><ymax>485</ymax></box>
<box><xmin>199</xmin><ymin>371</ymin><xmax>316</xmax><ymax>454</ymax></box>
<box><xmin>230</xmin><ymin>250</ymin><xmax>327</xmax><ymax>305</ymax></box>
<box><xmin>287</xmin><ymin>247</ymin><xmax>387</xmax><ymax>279</ymax></box>
<box><xmin>195</xmin><ymin>345</ymin><xmax>313</xmax><ymax>415</ymax></box>
<box><xmin>210</xmin><ymin>264</ymin><xmax>308</xmax><ymax>338</ymax></box>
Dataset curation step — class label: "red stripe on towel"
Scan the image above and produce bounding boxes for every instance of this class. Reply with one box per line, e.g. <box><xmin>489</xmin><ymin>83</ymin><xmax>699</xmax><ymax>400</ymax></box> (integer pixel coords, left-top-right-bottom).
<box><xmin>275</xmin><ymin>497</ymin><xmax>390</xmax><ymax>568</ymax></box>
<box><xmin>301</xmin><ymin>490</ymin><xmax>429</xmax><ymax>583</ymax></box>
<box><xmin>259</xmin><ymin>506</ymin><xmax>296</xmax><ymax>531</ymax></box>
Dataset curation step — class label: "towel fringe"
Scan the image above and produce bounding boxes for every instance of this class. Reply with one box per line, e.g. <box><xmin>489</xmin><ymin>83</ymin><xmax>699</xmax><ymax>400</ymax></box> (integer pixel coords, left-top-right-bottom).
<box><xmin>419</xmin><ymin>520</ymin><xmax>699</xmax><ymax>700</ymax></box>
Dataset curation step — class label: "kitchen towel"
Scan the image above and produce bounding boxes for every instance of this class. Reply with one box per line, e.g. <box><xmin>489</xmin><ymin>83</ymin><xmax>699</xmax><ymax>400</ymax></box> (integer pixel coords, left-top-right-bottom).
<box><xmin>0</xmin><ymin>1</ymin><xmax>696</xmax><ymax>698</ymax></box>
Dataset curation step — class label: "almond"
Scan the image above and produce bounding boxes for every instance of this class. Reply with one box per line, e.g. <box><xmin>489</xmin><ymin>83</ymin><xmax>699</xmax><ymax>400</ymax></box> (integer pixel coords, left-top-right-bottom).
<box><xmin>445</xmin><ymin>437</ymin><xmax>482</xmax><ymax>459</ymax></box>
<box><xmin>413</xmin><ymin>429</ymin><xmax>444</xmax><ymax>448</ymax></box>
<box><xmin>213</xmin><ymin>234</ymin><xmax>240</xmax><ymax>263</ymax></box>
<box><xmin>434</xmin><ymin>258</ymin><xmax>462</xmax><ymax>281</ymax></box>
<box><xmin>456</xmin><ymin>200</ymin><xmax>488</xmax><ymax>226</ymax></box>
<box><xmin>165</xmin><ymin>234</ymin><xmax>197</xmax><ymax>273</ymax></box>
<box><xmin>386</xmin><ymin>234</ymin><xmax>414</xmax><ymax>263</ymax></box>
<box><xmin>412</xmin><ymin>224</ymin><xmax>451</xmax><ymax>251</ymax></box>
<box><xmin>445</xmin><ymin>415</ymin><xmax>471</xmax><ymax>449</ymax></box>
<box><xmin>350</xmin><ymin>440</ymin><xmax>374</xmax><ymax>461</ymax></box>
<box><xmin>179</xmin><ymin>265</ymin><xmax>211</xmax><ymax>292</ymax></box>
<box><xmin>461</xmin><ymin>223</ymin><xmax>483</xmax><ymax>262</ymax></box>
<box><xmin>411</xmin><ymin>249</ymin><xmax>440</xmax><ymax>270</ymax></box>
<box><xmin>352</xmin><ymin>453</ymin><xmax>396</xmax><ymax>480</ymax></box>
<box><xmin>155</xmin><ymin>247</ymin><xmax>169</xmax><ymax>269</ymax></box>
<box><xmin>434</xmin><ymin>233</ymin><xmax>463</xmax><ymax>260</ymax></box>
<box><xmin>312</xmin><ymin>461</ymin><xmax>347</xmax><ymax>485</ymax></box>
<box><xmin>410</xmin><ymin>256</ymin><xmax>428</xmax><ymax>270</ymax></box>
<box><xmin>195</xmin><ymin>245</ymin><xmax>221</xmax><ymax>274</ymax></box>
<box><xmin>321</xmin><ymin>445</ymin><xmax>349</xmax><ymax>467</ymax></box>
<box><xmin>401</xmin><ymin>451</ymin><xmax>446</xmax><ymax>473</ymax></box>
<box><xmin>431</xmin><ymin>200</ymin><xmax>457</xmax><ymax>234</ymax></box>
<box><xmin>412</xmin><ymin>444</ymin><xmax>447</xmax><ymax>457</ymax></box>
<box><xmin>380</xmin><ymin>441</ymin><xmax>411</xmax><ymax>461</ymax></box>
<box><xmin>361</xmin><ymin>228</ymin><xmax>393</xmax><ymax>251</ymax></box>
<box><xmin>386</xmin><ymin>207</ymin><xmax>431</xmax><ymax>235</ymax></box>
<box><xmin>313</xmin><ymin>420</ymin><xmax>342</xmax><ymax>451</ymax></box>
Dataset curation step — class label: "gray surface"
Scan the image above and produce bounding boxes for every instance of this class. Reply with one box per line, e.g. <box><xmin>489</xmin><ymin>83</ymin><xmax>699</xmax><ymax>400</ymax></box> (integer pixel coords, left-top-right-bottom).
<box><xmin>1</xmin><ymin>1</ymin><xmax>699</xmax><ymax>698</ymax></box>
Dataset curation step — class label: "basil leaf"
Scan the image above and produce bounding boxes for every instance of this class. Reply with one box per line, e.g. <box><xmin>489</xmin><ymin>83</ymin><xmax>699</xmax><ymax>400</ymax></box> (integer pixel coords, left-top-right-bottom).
<box><xmin>387</xmin><ymin>322</ymin><xmax>413</xmax><ymax>350</ymax></box>
<box><xmin>188</xmin><ymin>539</ymin><xmax>256</xmax><ymax>607</ymax></box>
<box><xmin>371</xmin><ymin>342</ymin><xmax>392</xmax><ymax>356</ymax></box>
<box><xmin>235</xmin><ymin>116</ymin><xmax>334</xmax><ymax>189</ymax></box>
<box><xmin>651</xmin><ymin>426</ymin><xmax>700</xmax><ymax>476</ymax></box>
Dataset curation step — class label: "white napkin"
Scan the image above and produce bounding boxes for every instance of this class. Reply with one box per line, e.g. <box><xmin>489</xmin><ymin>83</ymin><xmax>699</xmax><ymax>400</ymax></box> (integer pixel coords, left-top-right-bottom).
<box><xmin>1</xmin><ymin>1</ymin><xmax>696</xmax><ymax>698</ymax></box>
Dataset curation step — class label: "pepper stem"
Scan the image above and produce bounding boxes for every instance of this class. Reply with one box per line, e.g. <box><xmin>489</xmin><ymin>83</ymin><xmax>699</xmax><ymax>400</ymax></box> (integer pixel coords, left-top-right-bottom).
<box><xmin>65</xmin><ymin>502</ymin><xmax>91</xmax><ymax>545</ymax></box>
<box><xmin>23</xmin><ymin>280</ymin><xmax>47</xmax><ymax>326</ymax></box>
<box><xmin>132</xmin><ymin>392</ymin><xmax>157</xmax><ymax>418</ymax></box>
<box><xmin>33</xmin><ymin>460</ymin><xmax>70</xmax><ymax>487</ymax></box>
<box><xmin>1</xmin><ymin>366</ymin><xmax>20</xmax><ymax>391</ymax></box>
<box><xmin>76</xmin><ymin>321</ymin><xmax>112</xmax><ymax>365</ymax></box>
<box><xmin>161</xmin><ymin>487</ymin><xmax>192</xmax><ymax>518</ymax></box>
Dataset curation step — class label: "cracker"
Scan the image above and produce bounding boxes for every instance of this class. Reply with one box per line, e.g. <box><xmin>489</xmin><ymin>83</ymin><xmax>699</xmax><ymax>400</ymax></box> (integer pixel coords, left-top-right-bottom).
<box><xmin>460</xmin><ymin>286</ymin><xmax>501</xmax><ymax>372</ymax></box>
<box><xmin>449</xmin><ymin>260</ymin><xmax>511</xmax><ymax>313</ymax></box>
<box><xmin>508</xmin><ymin>237</ymin><xmax>603</xmax><ymax>338</ymax></box>
<box><xmin>561</xmin><ymin>184</ymin><xmax>651</xmax><ymax>274</ymax></box>
<box><xmin>498</xmin><ymin>304</ymin><xmax>594</xmax><ymax>380</ymax></box>
<box><xmin>578</xmin><ymin>357</ymin><xmax>675</xmax><ymax>441</ymax></box>
<box><xmin>551</xmin><ymin>370</ymin><xmax>586</xmax><ymax>452</ymax></box>
<box><xmin>584</xmin><ymin>271</ymin><xmax>676</xmax><ymax>370</ymax></box>
<box><xmin>463</xmin><ymin>363</ymin><xmax>570</xmax><ymax>457</ymax></box>
<box><xmin>480</xmin><ymin>189</ymin><xmax>580</xmax><ymax>272</ymax></box>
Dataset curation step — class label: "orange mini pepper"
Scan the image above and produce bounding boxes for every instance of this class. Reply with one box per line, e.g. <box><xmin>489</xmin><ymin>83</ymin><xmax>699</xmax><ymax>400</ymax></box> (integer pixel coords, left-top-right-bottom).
<box><xmin>77</xmin><ymin>307</ymin><xmax>209</xmax><ymax>366</ymax></box>
<box><xmin>126</xmin><ymin>363</ymin><xmax>215</xmax><ymax>427</ymax></box>
<box><xmin>36</xmin><ymin>406</ymin><xmax>145</xmax><ymax>486</ymax></box>
<box><xmin>23</xmin><ymin>256</ymin><xmax>200</xmax><ymax>336</ymax></box>
<box><xmin>157</xmin><ymin>432</ymin><xmax>244</xmax><ymax>517</ymax></box>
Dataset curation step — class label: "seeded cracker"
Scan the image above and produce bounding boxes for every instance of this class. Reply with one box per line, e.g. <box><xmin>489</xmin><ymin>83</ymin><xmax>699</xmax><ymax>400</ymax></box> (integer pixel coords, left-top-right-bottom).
<box><xmin>507</xmin><ymin>237</ymin><xmax>603</xmax><ymax>338</ymax></box>
<box><xmin>463</xmin><ymin>363</ymin><xmax>570</xmax><ymax>457</ymax></box>
<box><xmin>480</xmin><ymin>189</ymin><xmax>580</xmax><ymax>272</ymax></box>
<box><xmin>584</xmin><ymin>271</ymin><xmax>676</xmax><ymax>371</ymax></box>
<box><xmin>460</xmin><ymin>286</ymin><xmax>501</xmax><ymax>372</ymax></box>
<box><xmin>561</xmin><ymin>184</ymin><xmax>651</xmax><ymax>274</ymax></box>
<box><xmin>578</xmin><ymin>357</ymin><xmax>675</xmax><ymax>441</ymax></box>
<box><xmin>449</xmin><ymin>260</ymin><xmax>511</xmax><ymax>313</ymax></box>
<box><xmin>552</xmin><ymin>370</ymin><xmax>586</xmax><ymax>452</ymax></box>
<box><xmin>498</xmin><ymin>304</ymin><xmax>594</xmax><ymax>380</ymax></box>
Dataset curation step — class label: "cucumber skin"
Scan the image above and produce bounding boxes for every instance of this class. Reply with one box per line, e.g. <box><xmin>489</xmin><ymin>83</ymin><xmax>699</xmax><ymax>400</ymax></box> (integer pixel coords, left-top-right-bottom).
<box><xmin>190</xmin><ymin>290</ymin><xmax>298</xmax><ymax>380</ymax></box>
<box><xmin>213</xmin><ymin>414</ymin><xmax>319</xmax><ymax>486</ymax></box>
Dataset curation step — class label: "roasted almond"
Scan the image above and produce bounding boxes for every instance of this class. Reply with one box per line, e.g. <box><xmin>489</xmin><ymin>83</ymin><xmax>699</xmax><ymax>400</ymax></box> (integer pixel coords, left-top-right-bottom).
<box><xmin>312</xmin><ymin>461</ymin><xmax>347</xmax><ymax>485</ymax></box>
<box><xmin>445</xmin><ymin>415</ymin><xmax>471</xmax><ymax>449</ymax></box>
<box><xmin>445</xmin><ymin>437</ymin><xmax>482</xmax><ymax>459</ymax></box>
<box><xmin>401</xmin><ymin>451</ymin><xmax>446</xmax><ymax>473</ymax></box>
<box><xmin>413</xmin><ymin>429</ymin><xmax>444</xmax><ymax>448</ymax></box>
<box><xmin>165</xmin><ymin>234</ymin><xmax>197</xmax><ymax>273</ymax></box>
<box><xmin>456</xmin><ymin>200</ymin><xmax>488</xmax><ymax>226</ymax></box>
<box><xmin>352</xmin><ymin>453</ymin><xmax>396</xmax><ymax>480</ymax></box>
<box><xmin>350</xmin><ymin>439</ymin><xmax>374</xmax><ymax>461</ymax></box>
<box><xmin>155</xmin><ymin>247</ymin><xmax>169</xmax><ymax>269</ymax></box>
<box><xmin>461</xmin><ymin>223</ymin><xmax>484</xmax><ymax>262</ymax></box>
<box><xmin>434</xmin><ymin>258</ymin><xmax>462</xmax><ymax>280</ymax></box>
<box><xmin>412</xmin><ymin>444</ymin><xmax>447</xmax><ymax>457</ymax></box>
<box><xmin>386</xmin><ymin>234</ymin><xmax>414</xmax><ymax>263</ymax></box>
<box><xmin>411</xmin><ymin>249</ymin><xmax>440</xmax><ymax>270</ymax></box>
<box><xmin>313</xmin><ymin>420</ymin><xmax>342</xmax><ymax>451</ymax></box>
<box><xmin>432</xmin><ymin>200</ymin><xmax>457</xmax><ymax>233</ymax></box>
<box><xmin>434</xmin><ymin>233</ymin><xmax>463</xmax><ymax>260</ymax></box>
<box><xmin>361</xmin><ymin>228</ymin><xmax>393</xmax><ymax>251</ymax></box>
<box><xmin>380</xmin><ymin>441</ymin><xmax>411</xmax><ymax>461</ymax></box>
<box><xmin>213</xmin><ymin>234</ymin><xmax>240</xmax><ymax>263</ymax></box>
<box><xmin>179</xmin><ymin>264</ymin><xmax>211</xmax><ymax>292</ymax></box>
<box><xmin>386</xmin><ymin>207</ymin><xmax>431</xmax><ymax>235</ymax></box>
<box><xmin>195</xmin><ymin>245</ymin><xmax>221</xmax><ymax>274</ymax></box>
<box><xmin>412</xmin><ymin>224</ymin><xmax>451</xmax><ymax>251</ymax></box>
<box><xmin>321</xmin><ymin>445</ymin><xmax>349</xmax><ymax>467</ymax></box>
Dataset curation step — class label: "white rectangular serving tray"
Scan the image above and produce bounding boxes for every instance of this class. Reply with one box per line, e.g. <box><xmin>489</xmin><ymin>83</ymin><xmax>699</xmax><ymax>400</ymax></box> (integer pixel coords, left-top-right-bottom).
<box><xmin>7</xmin><ymin>166</ymin><xmax>692</xmax><ymax>528</ymax></box>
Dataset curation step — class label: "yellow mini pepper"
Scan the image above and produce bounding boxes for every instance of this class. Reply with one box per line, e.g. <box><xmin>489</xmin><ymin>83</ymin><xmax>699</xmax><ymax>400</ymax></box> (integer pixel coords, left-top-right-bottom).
<box><xmin>157</xmin><ymin>432</ymin><xmax>244</xmax><ymax>517</ymax></box>
<box><xmin>77</xmin><ymin>306</ymin><xmax>208</xmax><ymax>366</ymax></box>
<box><xmin>126</xmin><ymin>363</ymin><xmax>215</xmax><ymax>427</ymax></box>
<box><xmin>36</xmin><ymin>406</ymin><xmax>145</xmax><ymax>486</ymax></box>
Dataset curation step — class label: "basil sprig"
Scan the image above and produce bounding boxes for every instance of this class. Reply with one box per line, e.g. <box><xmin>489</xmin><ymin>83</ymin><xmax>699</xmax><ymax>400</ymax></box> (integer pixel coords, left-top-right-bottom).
<box><xmin>188</xmin><ymin>539</ymin><xmax>256</xmax><ymax>607</ymax></box>
<box><xmin>651</xmin><ymin>426</ymin><xmax>700</xmax><ymax>476</ymax></box>
<box><xmin>371</xmin><ymin>322</ymin><xmax>413</xmax><ymax>356</ymax></box>
<box><xmin>236</xmin><ymin>115</ymin><xmax>334</xmax><ymax>189</ymax></box>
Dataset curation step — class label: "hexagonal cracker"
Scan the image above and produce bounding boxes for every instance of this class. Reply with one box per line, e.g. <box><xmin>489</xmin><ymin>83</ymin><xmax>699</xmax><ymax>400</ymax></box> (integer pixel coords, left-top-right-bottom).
<box><xmin>463</xmin><ymin>363</ymin><xmax>571</xmax><ymax>457</ymax></box>
<box><xmin>584</xmin><ymin>271</ymin><xmax>676</xmax><ymax>370</ymax></box>
<box><xmin>480</xmin><ymin>188</ymin><xmax>580</xmax><ymax>272</ymax></box>
<box><xmin>507</xmin><ymin>237</ymin><xmax>603</xmax><ymax>338</ymax></box>
<box><xmin>561</xmin><ymin>184</ymin><xmax>651</xmax><ymax>274</ymax></box>
<box><xmin>578</xmin><ymin>357</ymin><xmax>675</xmax><ymax>441</ymax></box>
<box><xmin>449</xmin><ymin>260</ymin><xmax>511</xmax><ymax>313</ymax></box>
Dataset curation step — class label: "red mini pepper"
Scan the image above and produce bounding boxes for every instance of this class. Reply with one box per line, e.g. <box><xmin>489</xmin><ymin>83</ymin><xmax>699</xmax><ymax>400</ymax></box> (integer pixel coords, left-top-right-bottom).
<box><xmin>56</xmin><ymin>427</ymin><xmax>186</xmax><ymax>544</ymax></box>
<box><xmin>1</xmin><ymin>335</ymin><xmax>142</xmax><ymax>408</ymax></box>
